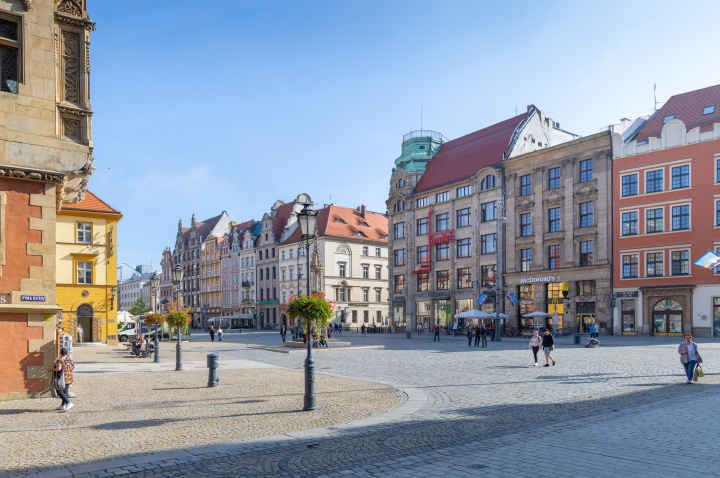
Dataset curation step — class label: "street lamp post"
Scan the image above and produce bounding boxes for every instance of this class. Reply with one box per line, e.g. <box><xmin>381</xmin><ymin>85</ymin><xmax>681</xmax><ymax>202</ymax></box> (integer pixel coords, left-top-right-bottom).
<box><xmin>110</xmin><ymin>286</ymin><xmax>116</xmax><ymax>311</ymax></box>
<box><xmin>495</xmin><ymin>216</ymin><xmax>506</xmax><ymax>342</ymax></box>
<box><xmin>173</xmin><ymin>265</ymin><xmax>184</xmax><ymax>371</ymax></box>
<box><xmin>297</xmin><ymin>202</ymin><xmax>318</xmax><ymax>411</ymax></box>
<box><xmin>150</xmin><ymin>272</ymin><xmax>160</xmax><ymax>363</ymax></box>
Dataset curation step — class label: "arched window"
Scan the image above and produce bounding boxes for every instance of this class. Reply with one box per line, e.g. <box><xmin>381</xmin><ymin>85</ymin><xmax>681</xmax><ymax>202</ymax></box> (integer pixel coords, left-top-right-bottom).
<box><xmin>480</xmin><ymin>174</ymin><xmax>497</xmax><ymax>191</ymax></box>
<box><xmin>396</xmin><ymin>178</ymin><xmax>405</xmax><ymax>188</ymax></box>
<box><xmin>393</xmin><ymin>200</ymin><xmax>406</xmax><ymax>213</ymax></box>
<box><xmin>77</xmin><ymin>303</ymin><xmax>93</xmax><ymax>318</ymax></box>
<box><xmin>652</xmin><ymin>299</ymin><xmax>683</xmax><ymax>336</ymax></box>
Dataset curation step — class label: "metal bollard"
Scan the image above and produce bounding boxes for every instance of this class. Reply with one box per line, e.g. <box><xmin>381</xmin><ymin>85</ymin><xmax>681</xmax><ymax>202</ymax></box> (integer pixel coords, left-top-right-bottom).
<box><xmin>207</xmin><ymin>353</ymin><xmax>219</xmax><ymax>387</ymax></box>
<box><xmin>406</xmin><ymin>331</ymin><xmax>411</xmax><ymax>339</ymax></box>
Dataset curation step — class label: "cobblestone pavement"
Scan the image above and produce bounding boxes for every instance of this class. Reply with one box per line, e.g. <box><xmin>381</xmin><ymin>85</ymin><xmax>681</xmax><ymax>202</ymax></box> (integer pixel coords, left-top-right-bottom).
<box><xmin>4</xmin><ymin>334</ymin><xmax>720</xmax><ymax>477</ymax></box>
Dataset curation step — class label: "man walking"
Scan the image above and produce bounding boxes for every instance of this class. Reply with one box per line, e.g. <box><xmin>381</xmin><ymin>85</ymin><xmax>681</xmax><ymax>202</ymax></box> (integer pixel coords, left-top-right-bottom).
<box><xmin>480</xmin><ymin>324</ymin><xmax>488</xmax><ymax>348</ymax></box>
<box><xmin>209</xmin><ymin>326</ymin><xmax>215</xmax><ymax>342</ymax></box>
<box><xmin>417</xmin><ymin>322</ymin><xmax>422</xmax><ymax>336</ymax></box>
<box><xmin>361</xmin><ymin>324</ymin><xmax>366</xmax><ymax>335</ymax></box>
<box><xmin>473</xmin><ymin>324</ymin><xmax>481</xmax><ymax>347</ymax></box>
<box><xmin>467</xmin><ymin>325</ymin><xmax>473</xmax><ymax>347</ymax></box>
<box><xmin>433</xmin><ymin>323</ymin><xmax>440</xmax><ymax>342</ymax></box>
<box><xmin>542</xmin><ymin>329</ymin><xmax>556</xmax><ymax>366</ymax></box>
<box><xmin>280</xmin><ymin>325</ymin><xmax>286</xmax><ymax>343</ymax></box>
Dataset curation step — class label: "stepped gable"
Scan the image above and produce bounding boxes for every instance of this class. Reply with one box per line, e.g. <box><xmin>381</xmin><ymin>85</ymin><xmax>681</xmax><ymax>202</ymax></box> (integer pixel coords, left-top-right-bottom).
<box><xmin>415</xmin><ymin>113</ymin><xmax>528</xmax><ymax>193</ymax></box>
<box><xmin>635</xmin><ymin>83</ymin><xmax>720</xmax><ymax>143</ymax></box>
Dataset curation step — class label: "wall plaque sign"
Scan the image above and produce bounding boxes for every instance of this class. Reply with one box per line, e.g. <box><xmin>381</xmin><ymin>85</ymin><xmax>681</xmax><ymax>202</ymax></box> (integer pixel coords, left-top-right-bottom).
<box><xmin>21</xmin><ymin>295</ymin><xmax>46</xmax><ymax>302</ymax></box>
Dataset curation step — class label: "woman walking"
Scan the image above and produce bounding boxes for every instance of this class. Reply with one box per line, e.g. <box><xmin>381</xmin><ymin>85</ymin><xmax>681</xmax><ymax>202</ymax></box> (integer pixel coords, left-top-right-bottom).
<box><xmin>51</xmin><ymin>348</ymin><xmax>75</xmax><ymax>412</ymax></box>
<box><xmin>218</xmin><ymin>327</ymin><xmax>223</xmax><ymax>341</ymax></box>
<box><xmin>678</xmin><ymin>333</ymin><xmax>703</xmax><ymax>384</ymax></box>
<box><xmin>527</xmin><ymin>330</ymin><xmax>542</xmax><ymax>366</ymax></box>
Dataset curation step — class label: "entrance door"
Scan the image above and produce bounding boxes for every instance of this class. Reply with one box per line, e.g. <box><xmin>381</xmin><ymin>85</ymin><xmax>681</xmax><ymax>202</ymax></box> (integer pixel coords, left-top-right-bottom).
<box><xmin>652</xmin><ymin>299</ymin><xmax>684</xmax><ymax>336</ymax></box>
<box><xmin>76</xmin><ymin>303</ymin><xmax>94</xmax><ymax>342</ymax></box>
<box><xmin>576</xmin><ymin>314</ymin><xmax>594</xmax><ymax>334</ymax></box>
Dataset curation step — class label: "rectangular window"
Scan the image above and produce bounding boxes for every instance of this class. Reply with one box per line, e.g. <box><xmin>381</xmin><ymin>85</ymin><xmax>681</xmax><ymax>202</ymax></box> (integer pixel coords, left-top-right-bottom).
<box><xmin>416</xmin><ymin>197</ymin><xmax>429</xmax><ymax>208</ymax></box>
<box><xmin>520</xmin><ymin>249</ymin><xmax>532</xmax><ymax>272</ymax></box>
<box><xmin>77</xmin><ymin>261</ymin><xmax>92</xmax><ymax>284</ymax></box>
<box><xmin>577</xmin><ymin>280</ymin><xmax>596</xmax><ymax>296</ymax></box>
<box><xmin>622</xmin><ymin>212</ymin><xmax>638</xmax><ymax>235</ymax></box>
<box><xmin>481</xmin><ymin>265</ymin><xmax>496</xmax><ymax>287</ymax></box>
<box><xmin>457</xmin><ymin>238</ymin><xmax>471</xmax><ymax>258</ymax></box>
<box><xmin>549</xmin><ymin>245</ymin><xmax>561</xmax><ymax>269</ymax></box>
<box><xmin>364</xmin><ymin>310</ymin><xmax>369</xmax><ymax>323</ymax></box>
<box><xmin>549</xmin><ymin>167</ymin><xmax>561</xmax><ymax>189</ymax></box>
<box><xmin>647</xmin><ymin>252</ymin><xmax>663</xmax><ymax>277</ymax></box>
<box><xmin>77</xmin><ymin>222</ymin><xmax>92</xmax><ymax>243</ymax></box>
<box><xmin>376</xmin><ymin>248</ymin><xmax>381</xmax><ymax>257</ymax></box>
<box><xmin>671</xmin><ymin>250</ymin><xmax>689</xmax><ymax>275</ymax></box>
<box><xmin>579</xmin><ymin>159</ymin><xmax>593</xmax><ymax>182</ymax></box>
<box><xmin>339</xmin><ymin>263</ymin><xmax>346</xmax><ymax>277</ymax></box>
<box><xmin>456</xmin><ymin>185</ymin><xmax>471</xmax><ymax>198</ymax></box>
<box><xmin>436</xmin><ymin>192</ymin><xmax>449</xmax><ymax>203</ymax></box>
<box><xmin>622</xmin><ymin>254</ymin><xmax>638</xmax><ymax>278</ymax></box>
<box><xmin>520</xmin><ymin>174</ymin><xmax>532</xmax><ymax>196</ymax></box>
<box><xmin>436</xmin><ymin>270</ymin><xmax>449</xmax><ymax>290</ymax></box>
<box><xmin>717</xmin><ymin>160</ymin><xmax>720</xmax><ymax>184</ymax></box>
<box><xmin>480</xmin><ymin>202</ymin><xmax>496</xmax><ymax>222</ymax></box>
<box><xmin>457</xmin><ymin>207</ymin><xmax>472</xmax><ymax>227</ymax></box>
<box><xmin>646</xmin><ymin>170</ymin><xmax>663</xmax><ymax>193</ymax></box>
<box><xmin>579</xmin><ymin>240</ymin><xmax>593</xmax><ymax>267</ymax></box>
<box><xmin>394</xmin><ymin>249</ymin><xmax>405</xmax><ymax>266</ymax></box>
<box><xmin>394</xmin><ymin>275</ymin><xmax>405</xmax><ymax>293</ymax></box>
<box><xmin>436</xmin><ymin>213</ymin><xmax>449</xmax><ymax>232</ymax></box>
<box><xmin>362</xmin><ymin>265</ymin><xmax>369</xmax><ymax>279</ymax></box>
<box><xmin>417</xmin><ymin>245</ymin><xmax>429</xmax><ymax>264</ymax></box>
<box><xmin>436</xmin><ymin>242</ymin><xmax>449</xmax><ymax>261</ymax></box>
<box><xmin>375</xmin><ymin>266</ymin><xmax>382</xmax><ymax>280</ymax></box>
<box><xmin>0</xmin><ymin>18</ymin><xmax>20</xmax><ymax>94</ymax></box>
<box><xmin>352</xmin><ymin>310</ymin><xmax>357</xmax><ymax>323</ymax></box>
<box><xmin>579</xmin><ymin>202</ymin><xmax>593</xmax><ymax>227</ymax></box>
<box><xmin>520</xmin><ymin>213</ymin><xmax>532</xmax><ymax>237</ymax></box>
<box><xmin>671</xmin><ymin>205</ymin><xmax>689</xmax><ymax>230</ymax></box>
<box><xmin>549</xmin><ymin>207</ymin><xmax>561</xmax><ymax>232</ymax></box>
<box><xmin>394</xmin><ymin>222</ymin><xmax>405</xmax><ymax>239</ymax></box>
<box><xmin>363</xmin><ymin>288</ymin><xmax>369</xmax><ymax>301</ymax></box>
<box><xmin>375</xmin><ymin>289</ymin><xmax>381</xmax><ymax>302</ymax></box>
<box><xmin>647</xmin><ymin>208</ymin><xmax>663</xmax><ymax>233</ymax></box>
<box><xmin>417</xmin><ymin>217</ymin><xmax>428</xmax><ymax>235</ymax></box>
<box><xmin>671</xmin><ymin>165</ymin><xmax>689</xmax><ymax>189</ymax></box>
<box><xmin>362</xmin><ymin>246</ymin><xmax>368</xmax><ymax>255</ymax></box>
<box><xmin>457</xmin><ymin>268</ymin><xmax>471</xmax><ymax>289</ymax></box>
<box><xmin>622</xmin><ymin>174</ymin><xmax>638</xmax><ymax>196</ymax></box>
<box><xmin>417</xmin><ymin>272</ymin><xmax>429</xmax><ymax>291</ymax></box>
<box><xmin>481</xmin><ymin>234</ymin><xmax>497</xmax><ymax>254</ymax></box>
<box><xmin>703</xmin><ymin>105</ymin><xmax>716</xmax><ymax>115</ymax></box>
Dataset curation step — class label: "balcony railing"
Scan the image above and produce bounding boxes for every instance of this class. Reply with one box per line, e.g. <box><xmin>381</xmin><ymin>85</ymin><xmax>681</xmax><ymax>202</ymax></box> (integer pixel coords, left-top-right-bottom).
<box><xmin>242</xmin><ymin>281</ymin><xmax>254</xmax><ymax>288</ymax></box>
<box><xmin>402</xmin><ymin>130</ymin><xmax>448</xmax><ymax>143</ymax></box>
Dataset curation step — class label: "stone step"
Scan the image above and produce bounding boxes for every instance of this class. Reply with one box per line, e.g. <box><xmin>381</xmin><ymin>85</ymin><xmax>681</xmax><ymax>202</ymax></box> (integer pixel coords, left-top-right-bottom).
<box><xmin>285</xmin><ymin>340</ymin><xmax>352</xmax><ymax>348</ymax></box>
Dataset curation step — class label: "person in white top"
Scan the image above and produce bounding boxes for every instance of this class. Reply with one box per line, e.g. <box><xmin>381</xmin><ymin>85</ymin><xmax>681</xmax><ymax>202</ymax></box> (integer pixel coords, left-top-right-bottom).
<box><xmin>678</xmin><ymin>333</ymin><xmax>703</xmax><ymax>384</ymax></box>
<box><xmin>527</xmin><ymin>330</ymin><xmax>543</xmax><ymax>366</ymax></box>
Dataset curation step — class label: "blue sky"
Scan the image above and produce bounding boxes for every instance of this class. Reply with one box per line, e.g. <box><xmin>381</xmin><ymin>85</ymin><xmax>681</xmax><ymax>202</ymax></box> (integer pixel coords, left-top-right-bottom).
<box><xmin>87</xmin><ymin>0</ymin><xmax>720</xmax><ymax>269</ymax></box>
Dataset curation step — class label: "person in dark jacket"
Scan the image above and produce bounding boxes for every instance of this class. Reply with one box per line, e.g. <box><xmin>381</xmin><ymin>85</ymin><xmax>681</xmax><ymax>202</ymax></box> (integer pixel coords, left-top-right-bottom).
<box><xmin>209</xmin><ymin>326</ymin><xmax>215</xmax><ymax>342</ymax></box>
<box><xmin>542</xmin><ymin>329</ymin><xmax>556</xmax><ymax>366</ymax></box>
<box><xmin>467</xmin><ymin>325</ymin><xmax>473</xmax><ymax>347</ymax></box>
<box><xmin>480</xmin><ymin>325</ymin><xmax>488</xmax><ymax>348</ymax></box>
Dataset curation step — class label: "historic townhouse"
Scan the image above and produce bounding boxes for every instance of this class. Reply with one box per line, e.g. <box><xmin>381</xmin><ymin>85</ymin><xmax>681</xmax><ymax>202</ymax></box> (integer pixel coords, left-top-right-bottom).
<box><xmin>159</xmin><ymin>248</ymin><xmax>173</xmax><ymax>312</ymax></box>
<box><xmin>172</xmin><ymin>212</ymin><xmax>231</xmax><ymax>325</ymax></box>
<box><xmin>612</xmin><ymin>84</ymin><xmax>720</xmax><ymax>337</ymax></box>
<box><xmin>240</xmin><ymin>223</ymin><xmax>260</xmax><ymax>315</ymax></box>
<box><xmin>220</xmin><ymin>220</ymin><xmax>253</xmax><ymax>317</ymax></box>
<box><xmin>1</xmin><ymin>0</ymin><xmax>97</xmax><ymax>401</ymax></box>
<box><xmin>200</xmin><ymin>234</ymin><xmax>222</xmax><ymax>324</ymax></box>
<box><xmin>56</xmin><ymin>192</ymin><xmax>121</xmax><ymax>344</ymax></box>
<box><xmin>280</xmin><ymin>204</ymin><xmax>389</xmax><ymax>329</ymax></box>
<box><xmin>504</xmin><ymin>132</ymin><xmax>612</xmax><ymax>334</ymax></box>
<box><xmin>387</xmin><ymin>107</ymin><xmax>575</xmax><ymax>332</ymax></box>
<box><xmin>256</xmin><ymin>194</ymin><xmax>310</xmax><ymax>328</ymax></box>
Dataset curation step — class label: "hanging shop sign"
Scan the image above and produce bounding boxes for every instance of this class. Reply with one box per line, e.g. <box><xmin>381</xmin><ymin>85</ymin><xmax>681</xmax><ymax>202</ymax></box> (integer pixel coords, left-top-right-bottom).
<box><xmin>615</xmin><ymin>291</ymin><xmax>638</xmax><ymax>298</ymax></box>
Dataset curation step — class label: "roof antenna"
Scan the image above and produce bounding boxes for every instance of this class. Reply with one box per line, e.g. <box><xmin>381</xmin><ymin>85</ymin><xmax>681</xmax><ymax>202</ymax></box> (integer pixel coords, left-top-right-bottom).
<box><xmin>654</xmin><ymin>83</ymin><xmax>657</xmax><ymax>113</ymax></box>
<box><xmin>515</xmin><ymin>107</ymin><xmax>518</xmax><ymax>116</ymax></box>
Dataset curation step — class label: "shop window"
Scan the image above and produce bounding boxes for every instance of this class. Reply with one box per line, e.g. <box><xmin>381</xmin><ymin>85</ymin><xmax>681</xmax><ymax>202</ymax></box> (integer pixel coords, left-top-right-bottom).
<box><xmin>647</xmin><ymin>252</ymin><xmax>664</xmax><ymax>277</ymax></box>
<box><xmin>579</xmin><ymin>159</ymin><xmax>593</xmax><ymax>183</ymax></box>
<box><xmin>518</xmin><ymin>285</ymin><xmax>535</xmax><ymax>327</ymax></box>
<box><xmin>713</xmin><ymin>298</ymin><xmax>720</xmax><ymax>337</ymax></box>
<box><xmin>622</xmin><ymin>174</ymin><xmax>638</xmax><ymax>196</ymax></box>
<box><xmin>436</xmin><ymin>270</ymin><xmax>449</xmax><ymax>290</ymax></box>
<box><xmin>647</xmin><ymin>208</ymin><xmax>663</xmax><ymax>233</ymax></box>
<box><xmin>417</xmin><ymin>217</ymin><xmax>428</xmax><ymax>235</ymax></box>
<box><xmin>417</xmin><ymin>273</ymin><xmax>429</xmax><ymax>292</ymax></box>
<box><xmin>436</xmin><ymin>242</ymin><xmax>449</xmax><ymax>261</ymax></box>
<box><xmin>520</xmin><ymin>248</ymin><xmax>532</xmax><ymax>272</ymax></box>
<box><xmin>652</xmin><ymin>299</ymin><xmax>683</xmax><ymax>335</ymax></box>
<box><xmin>671</xmin><ymin>165</ymin><xmax>689</xmax><ymax>189</ymax></box>
<box><xmin>549</xmin><ymin>207</ymin><xmax>561</xmax><ymax>232</ymax></box>
<box><xmin>646</xmin><ymin>170</ymin><xmax>663</xmax><ymax>193</ymax></box>
<box><xmin>671</xmin><ymin>250</ymin><xmax>689</xmax><ymax>275</ymax></box>
<box><xmin>622</xmin><ymin>211</ymin><xmax>638</xmax><ymax>235</ymax></box>
<box><xmin>520</xmin><ymin>174</ymin><xmax>531</xmax><ymax>196</ymax></box>
<box><xmin>435</xmin><ymin>299</ymin><xmax>451</xmax><ymax>327</ymax></box>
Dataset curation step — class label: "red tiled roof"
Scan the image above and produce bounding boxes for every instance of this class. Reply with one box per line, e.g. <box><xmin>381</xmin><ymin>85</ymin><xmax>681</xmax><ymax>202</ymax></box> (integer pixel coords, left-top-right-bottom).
<box><xmin>635</xmin><ymin>83</ymin><xmax>720</xmax><ymax>143</ymax></box>
<box><xmin>61</xmin><ymin>190</ymin><xmax>122</xmax><ymax>216</ymax></box>
<box><xmin>232</xmin><ymin>220</ymin><xmax>253</xmax><ymax>234</ymax></box>
<box><xmin>272</xmin><ymin>202</ymin><xmax>296</xmax><ymax>241</ymax></box>
<box><xmin>415</xmin><ymin>113</ymin><xmax>528</xmax><ymax>193</ymax></box>
<box><xmin>281</xmin><ymin>205</ymin><xmax>388</xmax><ymax>245</ymax></box>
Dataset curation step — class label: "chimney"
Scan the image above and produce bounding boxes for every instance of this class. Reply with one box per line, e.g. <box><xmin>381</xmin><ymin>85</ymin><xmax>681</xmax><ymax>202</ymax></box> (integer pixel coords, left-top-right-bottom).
<box><xmin>361</xmin><ymin>205</ymin><xmax>366</xmax><ymax>218</ymax></box>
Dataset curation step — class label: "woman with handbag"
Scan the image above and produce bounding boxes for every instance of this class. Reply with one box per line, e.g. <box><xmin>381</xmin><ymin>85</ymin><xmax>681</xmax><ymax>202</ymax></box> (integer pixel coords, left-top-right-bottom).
<box><xmin>678</xmin><ymin>333</ymin><xmax>703</xmax><ymax>384</ymax></box>
<box><xmin>51</xmin><ymin>348</ymin><xmax>75</xmax><ymax>412</ymax></box>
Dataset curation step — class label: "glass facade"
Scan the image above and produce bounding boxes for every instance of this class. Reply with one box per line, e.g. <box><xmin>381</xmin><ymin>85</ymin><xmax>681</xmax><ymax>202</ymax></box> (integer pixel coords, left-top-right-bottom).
<box><xmin>434</xmin><ymin>299</ymin><xmax>451</xmax><ymax>327</ymax></box>
<box><xmin>416</xmin><ymin>301</ymin><xmax>430</xmax><ymax>329</ymax></box>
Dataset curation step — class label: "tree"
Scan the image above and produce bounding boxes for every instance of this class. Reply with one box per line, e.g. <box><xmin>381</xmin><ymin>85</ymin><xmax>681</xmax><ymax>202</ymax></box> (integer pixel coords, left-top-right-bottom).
<box><xmin>128</xmin><ymin>298</ymin><xmax>151</xmax><ymax>316</ymax></box>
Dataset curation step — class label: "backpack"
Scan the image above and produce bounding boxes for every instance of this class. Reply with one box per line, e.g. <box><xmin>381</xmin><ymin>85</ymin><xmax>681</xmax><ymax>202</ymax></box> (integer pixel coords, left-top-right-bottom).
<box><xmin>54</xmin><ymin>362</ymin><xmax>65</xmax><ymax>391</ymax></box>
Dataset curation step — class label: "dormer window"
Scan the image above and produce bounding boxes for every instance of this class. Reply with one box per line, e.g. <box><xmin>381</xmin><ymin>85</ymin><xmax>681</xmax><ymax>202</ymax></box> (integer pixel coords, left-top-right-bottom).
<box><xmin>335</xmin><ymin>218</ymin><xmax>347</xmax><ymax>224</ymax></box>
<box><xmin>663</xmin><ymin>114</ymin><xmax>675</xmax><ymax>124</ymax></box>
<box><xmin>396</xmin><ymin>178</ymin><xmax>405</xmax><ymax>188</ymax></box>
<box><xmin>355</xmin><ymin>232</ymin><xmax>366</xmax><ymax>237</ymax></box>
<box><xmin>419</xmin><ymin>145</ymin><xmax>425</xmax><ymax>150</ymax></box>
<box><xmin>703</xmin><ymin>105</ymin><xmax>715</xmax><ymax>115</ymax></box>
<box><xmin>359</xmin><ymin>222</ymin><xmax>369</xmax><ymax>226</ymax></box>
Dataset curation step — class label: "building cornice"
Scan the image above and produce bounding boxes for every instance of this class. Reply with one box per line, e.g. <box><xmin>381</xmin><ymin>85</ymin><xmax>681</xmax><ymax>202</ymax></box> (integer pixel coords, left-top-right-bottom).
<box><xmin>504</xmin><ymin>131</ymin><xmax>611</xmax><ymax>166</ymax></box>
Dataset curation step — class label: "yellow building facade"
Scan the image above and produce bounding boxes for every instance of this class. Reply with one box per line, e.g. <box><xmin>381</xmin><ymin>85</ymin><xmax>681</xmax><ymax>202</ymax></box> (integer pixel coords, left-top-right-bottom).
<box><xmin>56</xmin><ymin>192</ymin><xmax>122</xmax><ymax>344</ymax></box>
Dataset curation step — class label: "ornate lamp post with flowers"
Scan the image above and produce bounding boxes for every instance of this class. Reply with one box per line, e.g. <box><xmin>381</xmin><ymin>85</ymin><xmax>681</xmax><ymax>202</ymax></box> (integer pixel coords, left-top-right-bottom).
<box><xmin>149</xmin><ymin>272</ymin><xmax>161</xmax><ymax>362</ymax></box>
<box><xmin>297</xmin><ymin>202</ymin><xmax>319</xmax><ymax>410</ymax></box>
<box><xmin>144</xmin><ymin>312</ymin><xmax>165</xmax><ymax>363</ymax></box>
<box><xmin>171</xmin><ymin>265</ymin><xmax>185</xmax><ymax>371</ymax></box>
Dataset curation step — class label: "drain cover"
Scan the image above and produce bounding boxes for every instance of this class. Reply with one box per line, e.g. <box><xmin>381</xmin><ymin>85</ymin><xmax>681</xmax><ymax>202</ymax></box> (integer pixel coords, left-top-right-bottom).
<box><xmin>469</xmin><ymin>464</ymin><xmax>489</xmax><ymax>469</ymax></box>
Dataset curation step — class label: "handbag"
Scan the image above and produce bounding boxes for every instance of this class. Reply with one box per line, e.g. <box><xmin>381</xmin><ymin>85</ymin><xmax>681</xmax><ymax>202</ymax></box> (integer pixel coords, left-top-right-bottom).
<box><xmin>54</xmin><ymin>363</ymin><xmax>65</xmax><ymax>391</ymax></box>
<box><xmin>697</xmin><ymin>365</ymin><xmax>704</xmax><ymax>378</ymax></box>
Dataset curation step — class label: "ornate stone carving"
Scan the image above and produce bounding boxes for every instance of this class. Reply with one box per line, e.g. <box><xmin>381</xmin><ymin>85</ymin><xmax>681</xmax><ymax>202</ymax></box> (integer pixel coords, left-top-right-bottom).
<box><xmin>515</xmin><ymin>201</ymin><xmax>535</xmax><ymax>212</ymax></box>
<box><xmin>62</xmin><ymin>117</ymin><xmax>81</xmax><ymax>142</ymax></box>
<box><xmin>22</xmin><ymin>0</ymin><xmax>33</xmax><ymax>11</ymax></box>
<box><xmin>85</xmin><ymin>41</ymin><xmax>90</xmax><ymax>73</ymax></box>
<box><xmin>62</xmin><ymin>31</ymin><xmax>80</xmax><ymax>104</ymax></box>
<box><xmin>0</xmin><ymin>166</ymin><xmax>65</xmax><ymax>183</ymax></box>
<box><xmin>58</xmin><ymin>104</ymin><xmax>92</xmax><ymax>117</ymax></box>
<box><xmin>54</xmin><ymin>32</ymin><xmax>59</xmax><ymax>66</ymax></box>
<box><xmin>54</xmin><ymin>13</ymin><xmax>95</xmax><ymax>31</ymax></box>
<box><xmin>57</xmin><ymin>0</ymin><xmax>81</xmax><ymax>16</ymax></box>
